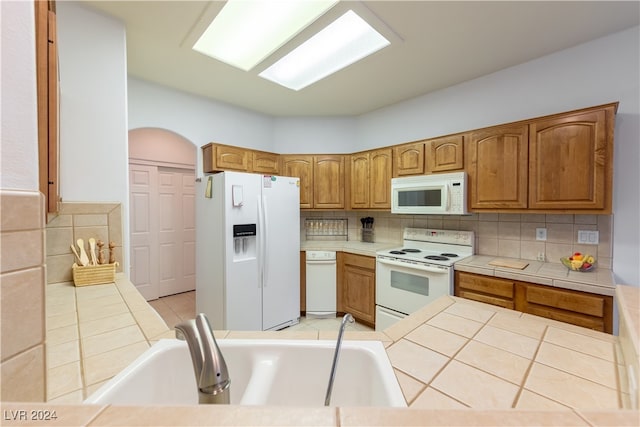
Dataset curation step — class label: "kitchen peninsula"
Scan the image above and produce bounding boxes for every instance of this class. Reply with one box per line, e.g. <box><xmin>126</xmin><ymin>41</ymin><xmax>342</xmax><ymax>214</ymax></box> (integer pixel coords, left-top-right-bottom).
<box><xmin>17</xmin><ymin>272</ymin><xmax>638</xmax><ymax>426</ymax></box>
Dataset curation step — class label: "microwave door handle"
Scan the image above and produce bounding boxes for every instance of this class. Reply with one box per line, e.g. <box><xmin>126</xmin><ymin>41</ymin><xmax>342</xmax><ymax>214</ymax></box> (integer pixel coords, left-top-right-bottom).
<box><xmin>446</xmin><ymin>185</ymin><xmax>451</xmax><ymax>211</ymax></box>
<box><xmin>377</xmin><ymin>258</ymin><xmax>449</xmax><ymax>274</ymax></box>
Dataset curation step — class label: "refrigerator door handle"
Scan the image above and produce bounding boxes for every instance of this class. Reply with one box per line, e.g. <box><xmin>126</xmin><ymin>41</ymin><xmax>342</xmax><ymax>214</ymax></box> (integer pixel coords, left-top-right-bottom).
<box><xmin>257</xmin><ymin>195</ymin><xmax>264</xmax><ymax>288</ymax></box>
<box><xmin>261</xmin><ymin>194</ymin><xmax>269</xmax><ymax>287</ymax></box>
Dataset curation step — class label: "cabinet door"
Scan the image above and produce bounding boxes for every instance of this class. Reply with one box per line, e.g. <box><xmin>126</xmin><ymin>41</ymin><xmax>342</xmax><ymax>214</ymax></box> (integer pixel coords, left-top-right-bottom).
<box><xmin>529</xmin><ymin>108</ymin><xmax>613</xmax><ymax>211</ymax></box>
<box><xmin>36</xmin><ymin>2</ymin><xmax>59</xmax><ymax>214</ymax></box>
<box><xmin>215</xmin><ymin>144</ymin><xmax>249</xmax><ymax>171</ymax></box>
<box><xmin>342</xmin><ymin>254</ymin><xmax>376</xmax><ymax>325</ymax></box>
<box><xmin>392</xmin><ymin>142</ymin><xmax>425</xmax><ymax>177</ymax></box>
<box><xmin>517</xmin><ymin>282</ymin><xmax>612</xmax><ymax>333</ymax></box>
<box><xmin>350</xmin><ymin>152</ymin><xmax>370</xmax><ymax>209</ymax></box>
<box><xmin>251</xmin><ymin>150</ymin><xmax>280</xmax><ymax>174</ymax></box>
<box><xmin>469</xmin><ymin>125</ymin><xmax>528</xmax><ymax>209</ymax></box>
<box><xmin>425</xmin><ymin>135</ymin><xmax>464</xmax><ymax>173</ymax></box>
<box><xmin>314</xmin><ymin>155</ymin><xmax>345</xmax><ymax>209</ymax></box>
<box><xmin>369</xmin><ymin>148</ymin><xmax>392</xmax><ymax>209</ymax></box>
<box><xmin>282</xmin><ymin>155</ymin><xmax>314</xmax><ymax>209</ymax></box>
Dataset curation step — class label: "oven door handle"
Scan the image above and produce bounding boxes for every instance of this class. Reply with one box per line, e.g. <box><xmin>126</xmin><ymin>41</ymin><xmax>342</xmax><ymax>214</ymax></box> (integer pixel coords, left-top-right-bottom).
<box><xmin>377</xmin><ymin>258</ymin><xmax>449</xmax><ymax>274</ymax></box>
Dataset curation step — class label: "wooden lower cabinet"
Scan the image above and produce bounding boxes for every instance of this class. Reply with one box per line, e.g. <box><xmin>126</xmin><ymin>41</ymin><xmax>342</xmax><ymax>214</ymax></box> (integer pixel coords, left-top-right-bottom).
<box><xmin>517</xmin><ymin>282</ymin><xmax>612</xmax><ymax>333</ymax></box>
<box><xmin>455</xmin><ymin>271</ymin><xmax>612</xmax><ymax>333</ymax></box>
<box><xmin>339</xmin><ymin>253</ymin><xmax>375</xmax><ymax>328</ymax></box>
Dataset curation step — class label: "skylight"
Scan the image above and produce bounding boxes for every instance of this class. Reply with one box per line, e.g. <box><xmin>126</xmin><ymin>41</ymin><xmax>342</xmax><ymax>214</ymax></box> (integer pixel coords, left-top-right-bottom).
<box><xmin>259</xmin><ymin>10</ymin><xmax>390</xmax><ymax>91</ymax></box>
<box><xmin>193</xmin><ymin>0</ymin><xmax>338</xmax><ymax>71</ymax></box>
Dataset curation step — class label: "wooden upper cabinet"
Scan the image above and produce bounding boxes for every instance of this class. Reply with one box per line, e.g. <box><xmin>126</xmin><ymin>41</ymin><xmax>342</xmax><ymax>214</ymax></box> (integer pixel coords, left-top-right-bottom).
<box><xmin>36</xmin><ymin>0</ymin><xmax>59</xmax><ymax>215</ymax></box>
<box><xmin>216</xmin><ymin>144</ymin><xmax>248</xmax><ymax>171</ymax></box>
<box><xmin>528</xmin><ymin>106</ymin><xmax>614</xmax><ymax>211</ymax></box>
<box><xmin>314</xmin><ymin>155</ymin><xmax>345</xmax><ymax>209</ymax></box>
<box><xmin>202</xmin><ymin>143</ymin><xmax>248</xmax><ymax>173</ymax></box>
<box><xmin>350</xmin><ymin>152</ymin><xmax>370</xmax><ymax>209</ymax></box>
<box><xmin>425</xmin><ymin>135</ymin><xmax>464</xmax><ymax>173</ymax></box>
<box><xmin>369</xmin><ymin>148</ymin><xmax>392</xmax><ymax>208</ymax></box>
<box><xmin>393</xmin><ymin>142</ymin><xmax>425</xmax><ymax>177</ymax></box>
<box><xmin>202</xmin><ymin>143</ymin><xmax>281</xmax><ymax>175</ymax></box>
<box><xmin>282</xmin><ymin>155</ymin><xmax>314</xmax><ymax>209</ymax></box>
<box><xmin>252</xmin><ymin>150</ymin><xmax>280</xmax><ymax>174</ymax></box>
<box><xmin>350</xmin><ymin>149</ymin><xmax>392</xmax><ymax>209</ymax></box>
<box><xmin>469</xmin><ymin>125</ymin><xmax>529</xmax><ymax>209</ymax></box>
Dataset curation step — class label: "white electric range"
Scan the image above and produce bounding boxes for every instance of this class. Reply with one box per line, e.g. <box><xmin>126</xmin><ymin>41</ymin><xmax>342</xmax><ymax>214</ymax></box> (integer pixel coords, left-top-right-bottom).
<box><xmin>375</xmin><ymin>228</ymin><xmax>475</xmax><ymax>331</ymax></box>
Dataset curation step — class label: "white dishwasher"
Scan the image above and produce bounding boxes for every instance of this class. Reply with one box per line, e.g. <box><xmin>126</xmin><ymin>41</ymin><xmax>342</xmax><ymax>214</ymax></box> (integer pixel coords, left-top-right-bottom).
<box><xmin>305</xmin><ymin>251</ymin><xmax>337</xmax><ymax>318</ymax></box>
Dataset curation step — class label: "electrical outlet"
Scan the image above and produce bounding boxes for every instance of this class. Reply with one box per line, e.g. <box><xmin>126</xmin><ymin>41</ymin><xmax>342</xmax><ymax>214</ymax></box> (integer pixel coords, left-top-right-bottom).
<box><xmin>536</xmin><ymin>228</ymin><xmax>547</xmax><ymax>241</ymax></box>
<box><xmin>537</xmin><ymin>252</ymin><xmax>546</xmax><ymax>261</ymax></box>
<box><xmin>577</xmin><ymin>230</ymin><xmax>599</xmax><ymax>244</ymax></box>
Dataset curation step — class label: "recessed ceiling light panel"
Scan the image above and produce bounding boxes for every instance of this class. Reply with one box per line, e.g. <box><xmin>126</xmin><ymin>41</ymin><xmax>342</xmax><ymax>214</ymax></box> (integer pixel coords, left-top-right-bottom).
<box><xmin>259</xmin><ymin>10</ymin><xmax>391</xmax><ymax>91</ymax></box>
<box><xmin>193</xmin><ymin>0</ymin><xmax>338</xmax><ymax>71</ymax></box>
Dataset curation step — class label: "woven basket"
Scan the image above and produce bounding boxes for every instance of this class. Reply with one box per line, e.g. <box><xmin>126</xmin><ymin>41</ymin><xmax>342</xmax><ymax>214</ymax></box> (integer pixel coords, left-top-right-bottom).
<box><xmin>72</xmin><ymin>262</ymin><xmax>118</xmax><ymax>287</ymax></box>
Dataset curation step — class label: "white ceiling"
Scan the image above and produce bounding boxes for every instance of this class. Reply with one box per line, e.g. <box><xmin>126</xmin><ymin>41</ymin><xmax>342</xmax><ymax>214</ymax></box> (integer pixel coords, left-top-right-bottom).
<box><xmin>82</xmin><ymin>1</ymin><xmax>639</xmax><ymax>117</ymax></box>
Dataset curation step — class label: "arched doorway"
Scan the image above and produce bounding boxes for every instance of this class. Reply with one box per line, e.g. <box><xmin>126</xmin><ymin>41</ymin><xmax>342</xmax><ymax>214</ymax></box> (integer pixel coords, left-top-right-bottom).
<box><xmin>128</xmin><ymin>128</ymin><xmax>196</xmax><ymax>300</ymax></box>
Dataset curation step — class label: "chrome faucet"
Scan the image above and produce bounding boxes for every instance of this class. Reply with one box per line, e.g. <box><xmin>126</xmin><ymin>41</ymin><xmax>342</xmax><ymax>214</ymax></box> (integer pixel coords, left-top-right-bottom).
<box><xmin>324</xmin><ymin>313</ymin><xmax>354</xmax><ymax>406</ymax></box>
<box><xmin>175</xmin><ymin>313</ymin><xmax>230</xmax><ymax>404</ymax></box>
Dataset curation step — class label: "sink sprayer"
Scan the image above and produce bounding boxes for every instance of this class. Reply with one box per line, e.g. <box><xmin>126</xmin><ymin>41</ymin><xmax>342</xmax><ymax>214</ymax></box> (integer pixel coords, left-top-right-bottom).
<box><xmin>324</xmin><ymin>313</ymin><xmax>354</xmax><ymax>406</ymax></box>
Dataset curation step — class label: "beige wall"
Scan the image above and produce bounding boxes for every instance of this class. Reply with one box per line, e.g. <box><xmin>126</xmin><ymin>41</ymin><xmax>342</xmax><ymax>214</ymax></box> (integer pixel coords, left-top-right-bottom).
<box><xmin>1</xmin><ymin>190</ymin><xmax>47</xmax><ymax>401</ymax></box>
<box><xmin>46</xmin><ymin>203</ymin><xmax>124</xmax><ymax>285</ymax></box>
<box><xmin>302</xmin><ymin>212</ymin><xmax>613</xmax><ymax>267</ymax></box>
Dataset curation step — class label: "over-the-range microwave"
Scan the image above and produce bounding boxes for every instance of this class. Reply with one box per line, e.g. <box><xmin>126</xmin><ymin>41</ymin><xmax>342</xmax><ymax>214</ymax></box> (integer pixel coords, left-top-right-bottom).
<box><xmin>391</xmin><ymin>171</ymin><xmax>468</xmax><ymax>215</ymax></box>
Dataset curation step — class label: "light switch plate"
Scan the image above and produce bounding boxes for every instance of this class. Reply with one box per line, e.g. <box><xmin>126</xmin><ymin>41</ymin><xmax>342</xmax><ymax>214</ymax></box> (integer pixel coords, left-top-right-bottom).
<box><xmin>578</xmin><ymin>230</ymin><xmax>599</xmax><ymax>244</ymax></box>
<box><xmin>536</xmin><ymin>228</ymin><xmax>547</xmax><ymax>241</ymax></box>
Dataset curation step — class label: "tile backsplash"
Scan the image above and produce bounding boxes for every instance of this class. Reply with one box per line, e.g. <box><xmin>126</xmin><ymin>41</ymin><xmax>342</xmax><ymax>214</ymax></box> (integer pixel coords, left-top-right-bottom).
<box><xmin>46</xmin><ymin>202</ymin><xmax>123</xmax><ymax>284</ymax></box>
<box><xmin>301</xmin><ymin>212</ymin><xmax>613</xmax><ymax>268</ymax></box>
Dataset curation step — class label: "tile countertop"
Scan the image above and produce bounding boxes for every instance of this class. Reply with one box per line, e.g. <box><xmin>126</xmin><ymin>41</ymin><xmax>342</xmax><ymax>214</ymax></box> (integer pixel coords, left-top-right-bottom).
<box><xmin>454</xmin><ymin>255</ymin><xmax>616</xmax><ymax>296</ymax></box>
<box><xmin>300</xmin><ymin>240</ymin><xmax>397</xmax><ymax>257</ymax></box>
<box><xmin>15</xmin><ymin>277</ymin><xmax>638</xmax><ymax>426</ymax></box>
<box><xmin>301</xmin><ymin>241</ymin><xmax>615</xmax><ymax>296</ymax></box>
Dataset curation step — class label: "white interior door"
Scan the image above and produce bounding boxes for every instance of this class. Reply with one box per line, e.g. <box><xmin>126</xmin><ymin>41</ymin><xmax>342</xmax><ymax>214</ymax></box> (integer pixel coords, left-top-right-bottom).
<box><xmin>129</xmin><ymin>164</ymin><xmax>159</xmax><ymax>301</ymax></box>
<box><xmin>129</xmin><ymin>163</ymin><xmax>195</xmax><ymax>300</ymax></box>
<box><xmin>158</xmin><ymin>167</ymin><xmax>195</xmax><ymax>296</ymax></box>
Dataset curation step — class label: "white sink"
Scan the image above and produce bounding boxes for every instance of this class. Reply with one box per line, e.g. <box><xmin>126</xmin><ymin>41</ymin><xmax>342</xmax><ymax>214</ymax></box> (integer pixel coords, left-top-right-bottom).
<box><xmin>84</xmin><ymin>339</ymin><xmax>407</xmax><ymax>407</ymax></box>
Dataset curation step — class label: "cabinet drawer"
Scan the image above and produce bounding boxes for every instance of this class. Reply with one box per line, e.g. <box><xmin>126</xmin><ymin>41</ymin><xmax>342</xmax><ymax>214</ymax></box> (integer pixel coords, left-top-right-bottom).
<box><xmin>456</xmin><ymin>272</ymin><xmax>514</xmax><ymax>298</ymax></box>
<box><xmin>457</xmin><ymin>290</ymin><xmax>515</xmax><ymax>309</ymax></box>
<box><xmin>525</xmin><ymin>285</ymin><xmax>604</xmax><ymax>317</ymax></box>
<box><xmin>525</xmin><ymin>306</ymin><xmax>605</xmax><ymax>332</ymax></box>
<box><xmin>342</xmin><ymin>253</ymin><xmax>375</xmax><ymax>270</ymax></box>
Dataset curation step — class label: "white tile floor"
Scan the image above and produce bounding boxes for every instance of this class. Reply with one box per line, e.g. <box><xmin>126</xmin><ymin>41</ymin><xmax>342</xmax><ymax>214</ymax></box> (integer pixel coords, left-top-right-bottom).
<box><xmin>151</xmin><ymin>291</ymin><xmax>373</xmax><ymax>332</ymax></box>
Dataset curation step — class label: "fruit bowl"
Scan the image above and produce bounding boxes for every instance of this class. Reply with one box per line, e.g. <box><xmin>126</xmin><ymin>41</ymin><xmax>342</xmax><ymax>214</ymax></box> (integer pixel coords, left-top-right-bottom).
<box><xmin>561</xmin><ymin>253</ymin><xmax>596</xmax><ymax>272</ymax></box>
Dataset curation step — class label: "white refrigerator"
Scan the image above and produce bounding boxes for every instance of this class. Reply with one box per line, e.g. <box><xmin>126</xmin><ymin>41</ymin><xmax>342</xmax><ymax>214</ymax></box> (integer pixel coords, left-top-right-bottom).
<box><xmin>195</xmin><ymin>171</ymin><xmax>300</xmax><ymax>331</ymax></box>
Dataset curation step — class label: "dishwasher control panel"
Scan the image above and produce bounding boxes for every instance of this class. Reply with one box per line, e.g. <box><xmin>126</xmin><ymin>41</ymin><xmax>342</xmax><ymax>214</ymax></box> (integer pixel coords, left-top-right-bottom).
<box><xmin>306</xmin><ymin>251</ymin><xmax>336</xmax><ymax>261</ymax></box>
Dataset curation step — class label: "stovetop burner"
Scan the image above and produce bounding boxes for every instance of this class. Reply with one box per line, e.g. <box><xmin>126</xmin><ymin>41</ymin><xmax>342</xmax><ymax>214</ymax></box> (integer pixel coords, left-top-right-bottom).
<box><xmin>424</xmin><ymin>255</ymin><xmax>450</xmax><ymax>261</ymax></box>
<box><xmin>377</xmin><ymin>228</ymin><xmax>475</xmax><ymax>267</ymax></box>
